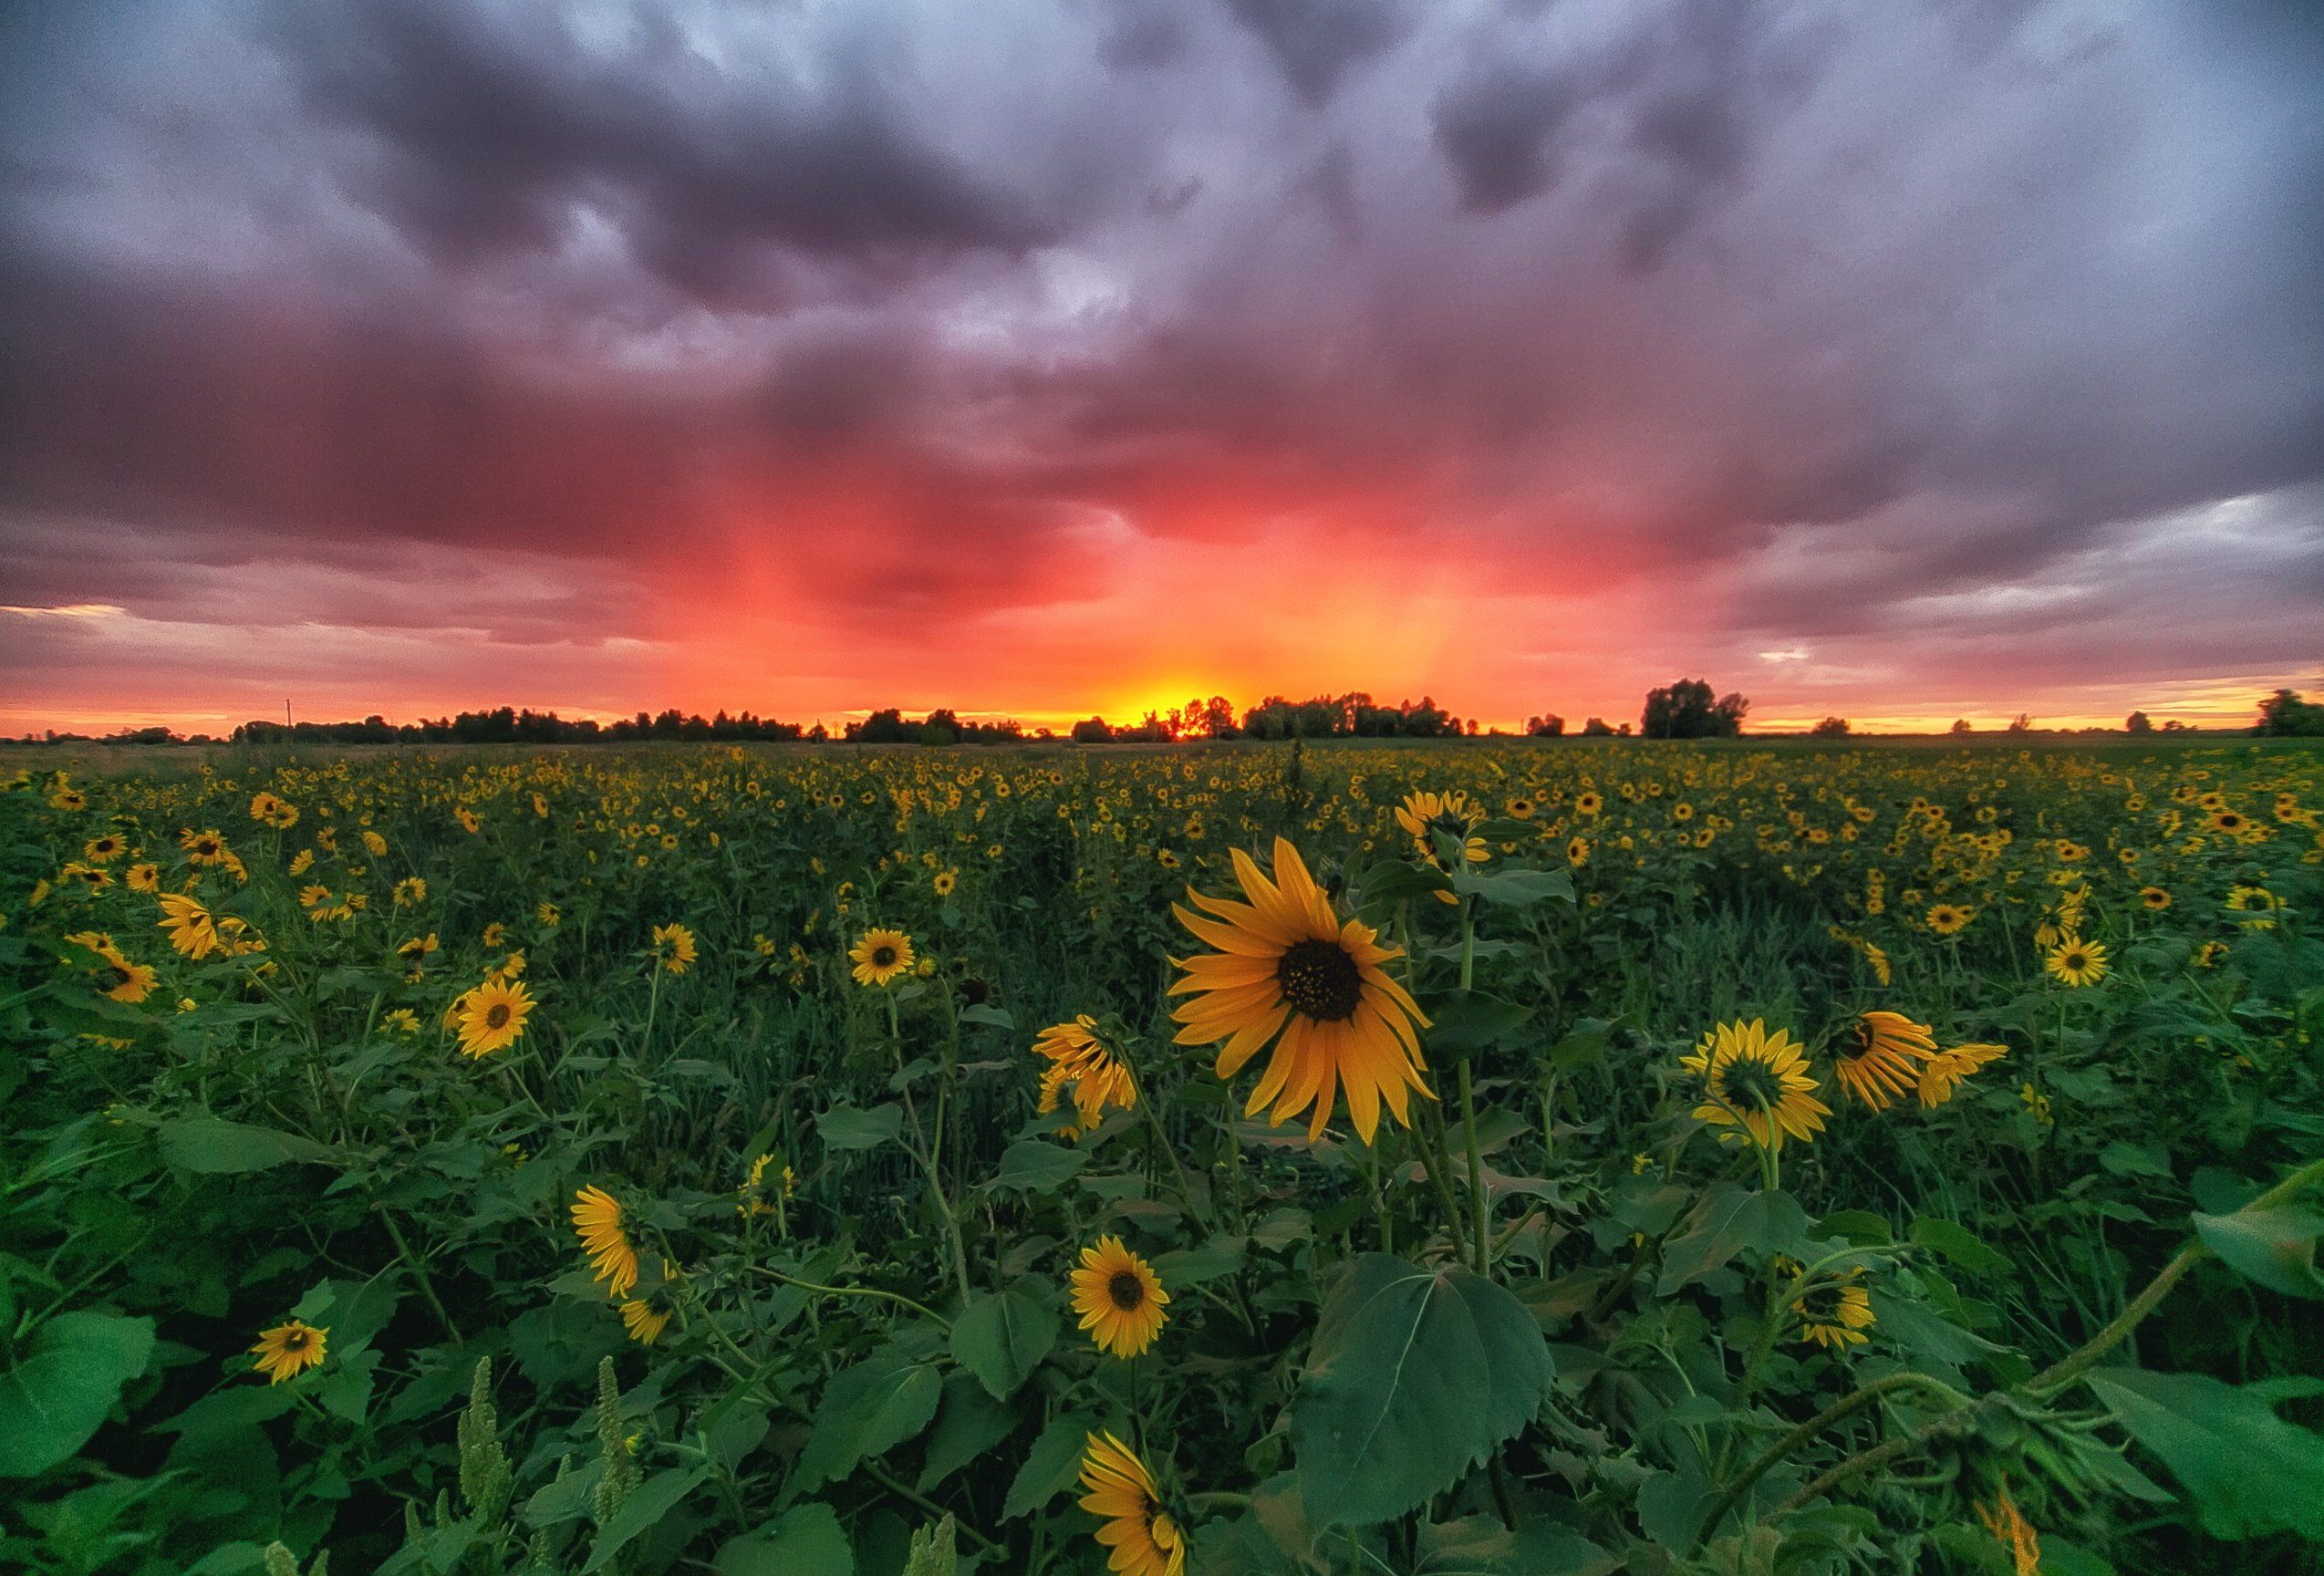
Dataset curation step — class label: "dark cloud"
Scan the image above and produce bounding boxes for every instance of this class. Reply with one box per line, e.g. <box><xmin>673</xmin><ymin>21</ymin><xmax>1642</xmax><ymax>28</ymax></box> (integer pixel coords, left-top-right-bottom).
<box><xmin>1222</xmin><ymin>0</ymin><xmax>1413</xmax><ymax>106</ymax></box>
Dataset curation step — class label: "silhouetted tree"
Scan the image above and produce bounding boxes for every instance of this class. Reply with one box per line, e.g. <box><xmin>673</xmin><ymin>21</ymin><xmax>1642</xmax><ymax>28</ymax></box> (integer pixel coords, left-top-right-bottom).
<box><xmin>2125</xmin><ymin>710</ymin><xmax>2153</xmax><ymax>734</ymax></box>
<box><xmin>1642</xmin><ymin>679</ymin><xmax>1748</xmax><ymax>739</ymax></box>
<box><xmin>1581</xmin><ymin>716</ymin><xmax>1615</xmax><ymax>737</ymax></box>
<box><xmin>1070</xmin><ymin>716</ymin><xmax>1115</xmax><ymax>743</ymax></box>
<box><xmin>2257</xmin><ymin>689</ymin><xmax>2324</xmax><ymax>737</ymax></box>
<box><xmin>1810</xmin><ymin>717</ymin><xmax>1851</xmax><ymax>737</ymax></box>
<box><xmin>1526</xmin><ymin>713</ymin><xmax>1566</xmax><ymax>737</ymax></box>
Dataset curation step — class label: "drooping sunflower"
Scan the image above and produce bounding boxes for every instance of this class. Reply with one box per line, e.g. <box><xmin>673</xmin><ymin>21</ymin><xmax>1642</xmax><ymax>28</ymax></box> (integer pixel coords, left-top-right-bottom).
<box><xmin>1032</xmin><ymin>1016</ymin><xmax>1137</xmax><ymax>1137</ymax></box>
<box><xmin>453</xmin><ymin>977</ymin><xmax>534</xmax><ymax>1059</ymax></box>
<box><xmin>156</xmin><ymin>892</ymin><xmax>224</xmax><ymax>959</ymax></box>
<box><xmin>1078</xmin><ymin>1432</ymin><xmax>1186</xmax><ymax>1576</ymax></box>
<box><xmin>1680</xmin><ymin>1019</ymin><xmax>1831</xmax><ymax>1151</ymax></box>
<box><xmin>1168</xmin><ymin>837</ymin><xmax>1432</xmax><ymax>1144</ymax></box>
<box><xmin>1395</xmin><ymin>788</ymin><xmax>1488</xmax><ymax>873</ymax></box>
<box><xmin>650</xmin><ymin>922</ymin><xmax>698</xmax><ymax>974</ymax></box>
<box><xmin>1831</xmin><ymin>1011</ymin><xmax>1941</xmax><ymax>1112</ymax></box>
<box><xmin>250</xmin><ymin>1319</ymin><xmax>329</xmax><ymax>1384</ymax></box>
<box><xmin>66</xmin><ymin>931</ymin><xmax>157</xmax><ymax>1003</ymax></box>
<box><xmin>571</xmin><ymin>1185</ymin><xmax>639</xmax><ymax>1296</ymax></box>
<box><xmin>1917</xmin><ymin>1042</ymin><xmax>2009</xmax><ymax>1108</ymax></box>
<box><xmin>1791</xmin><ymin>1266</ymin><xmax>1875</xmax><ymax>1349</ymax></box>
<box><xmin>618</xmin><ymin>1260</ymin><xmax>680</xmax><ymax>1345</ymax></box>
<box><xmin>2043</xmin><ymin>936</ymin><xmax>2108</xmax><ymax>988</ymax></box>
<box><xmin>849</xmin><ymin>928</ymin><xmax>915</xmax><ymax>988</ymax></box>
<box><xmin>1925</xmin><ymin>902</ymin><xmax>1972</xmax><ymax>936</ymax></box>
<box><xmin>1070</xmin><ymin>1236</ymin><xmax>1169</xmax><ymax>1359</ymax></box>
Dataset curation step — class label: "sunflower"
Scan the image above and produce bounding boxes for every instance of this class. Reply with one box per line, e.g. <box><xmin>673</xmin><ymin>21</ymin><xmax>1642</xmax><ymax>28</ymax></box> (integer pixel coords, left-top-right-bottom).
<box><xmin>249</xmin><ymin>792</ymin><xmax>298</xmax><ymax>829</ymax></box>
<box><xmin>618</xmin><ymin>1260</ymin><xmax>680</xmax><ymax>1345</ymax></box>
<box><xmin>2226</xmin><ymin>886</ymin><xmax>2279</xmax><ymax>930</ymax></box>
<box><xmin>1566</xmin><ymin>835</ymin><xmax>1590</xmax><ymax>868</ymax></box>
<box><xmin>1791</xmin><ymin>1266</ymin><xmax>1875</xmax><ymax>1349</ymax></box>
<box><xmin>1575</xmin><ymin>791</ymin><xmax>1603</xmax><ymax>816</ymax></box>
<box><xmin>1395</xmin><ymin>789</ymin><xmax>1488</xmax><ymax>868</ymax></box>
<box><xmin>392</xmin><ymin>876</ymin><xmax>428</xmax><ymax>907</ymax></box>
<box><xmin>1071</xmin><ymin>1236</ymin><xmax>1169</xmax><ymax>1358</ymax></box>
<box><xmin>1925</xmin><ymin>902</ymin><xmax>1971</xmax><ymax>935</ymax></box>
<box><xmin>2210</xmin><ymin>809</ymin><xmax>2247</xmax><ymax>834</ymax></box>
<box><xmin>156</xmin><ymin>893</ymin><xmax>224</xmax><ymax>959</ymax></box>
<box><xmin>1033</xmin><ymin>1016</ymin><xmax>1138</xmax><ymax>1137</ymax></box>
<box><xmin>83</xmin><ymin>833</ymin><xmax>126</xmax><ymax>863</ymax></box>
<box><xmin>126</xmin><ymin>861</ymin><xmax>160</xmax><ymax>893</ymax></box>
<box><xmin>1078</xmin><ymin>1432</ymin><xmax>1186</xmax><ymax>1576</ymax></box>
<box><xmin>651</xmin><ymin>922</ymin><xmax>698</xmax><ymax>974</ymax></box>
<box><xmin>849</xmin><ymin>928</ymin><xmax>915</xmax><ymax>987</ymax></box>
<box><xmin>66</xmin><ymin>931</ymin><xmax>157</xmax><ymax>1003</ymax></box>
<box><xmin>1917</xmin><ymin>1042</ymin><xmax>2008</xmax><ymax>1107</ymax></box>
<box><xmin>2044</xmin><ymin>936</ymin><xmax>2108</xmax><ymax>988</ymax></box>
<box><xmin>250</xmin><ymin>1320</ymin><xmax>329</xmax><ymax>1384</ymax></box>
<box><xmin>453</xmin><ymin>977</ymin><xmax>534</xmax><ymax>1059</ymax></box>
<box><xmin>571</xmin><ymin>1185</ymin><xmax>639</xmax><ymax>1296</ymax></box>
<box><xmin>181</xmin><ymin>828</ymin><xmax>229</xmax><ymax>866</ymax></box>
<box><xmin>1168</xmin><ymin>837</ymin><xmax>1432</xmax><ymax>1144</ymax></box>
<box><xmin>1681</xmin><ymin>1020</ymin><xmax>1831</xmax><ymax>1151</ymax></box>
<box><xmin>1505</xmin><ymin>795</ymin><xmax>1535</xmax><ymax>820</ymax></box>
<box><xmin>932</xmin><ymin>868</ymin><xmax>958</xmax><ymax>897</ymax></box>
<box><xmin>2138</xmin><ymin>886</ymin><xmax>2172</xmax><ymax>910</ymax></box>
<box><xmin>1831</xmin><ymin>1011</ymin><xmax>1940</xmax><ymax>1112</ymax></box>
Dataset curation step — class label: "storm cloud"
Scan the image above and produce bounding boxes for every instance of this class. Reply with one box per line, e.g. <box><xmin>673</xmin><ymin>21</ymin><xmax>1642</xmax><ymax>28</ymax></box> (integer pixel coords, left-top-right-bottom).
<box><xmin>3</xmin><ymin>0</ymin><xmax>2319</xmax><ymax>731</ymax></box>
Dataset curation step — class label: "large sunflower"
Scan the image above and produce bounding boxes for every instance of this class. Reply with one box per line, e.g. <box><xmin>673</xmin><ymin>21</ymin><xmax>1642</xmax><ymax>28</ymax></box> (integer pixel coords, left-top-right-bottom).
<box><xmin>571</xmin><ymin>1185</ymin><xmax>639</xmax><ymax>1296</ymax></box>
<box><xmin>1070</xmin><ymin>1236</ymin><xmax>1169</xmax><ymax>1358</ymax></box>
<box><xmin>250</xmin><ymin>1319</ymin><xmax>329</xmax><ymax>1384</ymax></box>
<box><xmin>1078</xmin><ymin>1432</ymin><xmax>1186</xmax><ymax>1576</ymax></box>
<box><xmin>453</xmin><ymin>977</ymin><xmax>534</xmax><ymax>1059</ymax></box>
<box><xmin>1169</xmin><ymin>837</ymin><xmax>1432</xmax><ymax>1144</ymax></box>
<box><xmin>1680</xmin><ymin>1019</ymin><xmax>1831</xmax><ymax>1151</ymax></box>
<box><xmin>1033</xmin><ymin>1016</ymin><xmax>1137</xmax><ymax>1137</ymax></box>
<box><xmin>1831</xmin><ymin>1011</ymin><xmax>1940</xmax><ymax>1112</ymax></box>
<box><xmin>849</xmin><ymin>928</ymin><xmax>915</xmax><ymax>988</ymax></box>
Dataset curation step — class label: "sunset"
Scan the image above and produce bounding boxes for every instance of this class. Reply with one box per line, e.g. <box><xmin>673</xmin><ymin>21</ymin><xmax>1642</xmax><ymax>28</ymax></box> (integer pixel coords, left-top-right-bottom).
<box><xmin>5</xmin><ymin>0</ymin><xmax>2319</xmax><ymax>734</ymax></box>
<box><xmin>7</xmin><ymin>7</ymin><xmax>2324</xmax><ymax>1576</ymax></box>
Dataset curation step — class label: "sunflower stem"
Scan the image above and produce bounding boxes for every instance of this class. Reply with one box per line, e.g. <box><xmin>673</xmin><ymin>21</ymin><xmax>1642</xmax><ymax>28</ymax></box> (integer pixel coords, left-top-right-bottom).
<box><xmin>1456</xmin><ymin>900</ymin><xmax>1492</xmax><ymax>1277</ymax></box>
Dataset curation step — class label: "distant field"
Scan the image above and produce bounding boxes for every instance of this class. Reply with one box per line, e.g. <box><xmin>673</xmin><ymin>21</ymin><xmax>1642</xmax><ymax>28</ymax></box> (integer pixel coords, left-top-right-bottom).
<box><xmin>5</xmin><ymin>741</ymin><xmax>2320</xmax><ymax>1575</ymax></box>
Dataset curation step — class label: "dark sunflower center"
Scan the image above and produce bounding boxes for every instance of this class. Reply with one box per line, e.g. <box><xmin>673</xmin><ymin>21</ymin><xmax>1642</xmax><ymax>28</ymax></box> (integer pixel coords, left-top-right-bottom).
<box><xmin>1720</xmin><ymin>1059</ymin><xmax>1786</xmax><ymax>1110</ymax></box>
<box><xmin>485</xmin><ymin>1003</ymin><xmax>511</xmax><ymax>1030</ymax></box>
<box><xmin>2063</xmin><ymin>949</ymin><xmax>2088</xmax><ymax>970</ymax></box>
<box><xmin>284</xmin><ymin>1331</ymin><xmax>308</xmax><ymax>1351</ymax></box>
<box><xmin>871</xmin><ymin>945</ymin><xmax>897</xmax><ymax>968</ymax></box>
<box><xmin>1797</xmin><ymin>1285</ymin><xmax>1842</xmax><ymax>1322</ymax></box>
<box><xmin>1108</xmin><ymin>1270</ymin><xmax>1145</xmax><ymax>1311</ymax></box>
<box><xmin>1276</xmin><ymin>938</ymin><xmax>1362</xmax><ymax>1022</ymax></box>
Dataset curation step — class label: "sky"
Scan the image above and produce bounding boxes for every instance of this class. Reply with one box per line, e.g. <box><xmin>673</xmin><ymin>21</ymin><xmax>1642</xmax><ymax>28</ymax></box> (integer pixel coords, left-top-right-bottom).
<box><xmin>3</xmin><ymin>0</ymin><xmax>2321</xmax><ymax>737</ymax></box>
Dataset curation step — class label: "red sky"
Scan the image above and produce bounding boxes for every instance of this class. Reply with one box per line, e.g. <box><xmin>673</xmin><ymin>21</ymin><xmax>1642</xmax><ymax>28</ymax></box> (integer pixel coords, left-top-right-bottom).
<box><xmin>3</xmin><ymin>0</ymin><xmax>2319</xmax><ymax>737</ymax></box>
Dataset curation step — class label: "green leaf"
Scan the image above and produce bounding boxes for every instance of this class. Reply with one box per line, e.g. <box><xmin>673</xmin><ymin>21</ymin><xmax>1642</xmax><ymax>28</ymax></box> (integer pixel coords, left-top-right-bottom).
<box><xmin>1291</xmin><ymin>1254</ymin><xmax>1554</xmax><ymax>1528</ymax></box>
<box><xmin>1150</xmin><ymin>1235</ymin><xmax>1249</xmax><ymax>1287</ymax></box>
<box><xmin>949</xmin><ymin>1285</ymin><xmax>1058</xmax><ymax>1401</ymax></box>
<box><xmin>1415</xmin><ymin>1517</ymin><xmax>1620</xmax><ymax>1575</ymax></box>
<box><xmin>1909</xmin><ymin>1218</ymin><xmax>2012</xmax><ymax>1277</ymax></box>
<box><xmin>794</xmin><ymin>1344</ymin><xmax>943</xmax><ymax>1492</ymax></box>
<box><xmin>2086</xmin><ymin>1368</ymin><xmax>2324</xmax><ymax>1540</ymax></box>
<box><xmin>1424</xmin><ymin>995</ymin><xmax>1533</xmax><ymax>1060</ymax></box>
<box><xmin>2193</xmin><ymin>1206</ymin><xmax>2324</xmax><ymax>1300</ymax></box>
<box><xmin>156</xmin><ymin>1115</ymin><xmax>333</xmax><ymax>1175</ymax></box>
<box><xmin>1819</xmin><ymin>1210</ymin><xmax>1893</xmax><ymax>1247</ymax></box>
<box><xmin>0</xmin><ymin>1312</ymin><xmax>157</xmax><ymax>1477</ymax></box>
<box><xmin>818</xmin><ymin>1104</ymin><xmax>905</xmax><ymax>1152</ymax></box>
<box><xmin>918</xmin><ymin>1374</ymin><xmax>1015</xmax><ymax>1490</ymax></box>
<box><xmin>1449</xmin><ymin>865</ymin><xmax>1575</xmax><ymax>908</ymax></box>
<box><xmin>1656</xmin><ymin>1185</ymin><xmax>1808</xmax><ymax>1293</ymax></box>
<box><xmin>958</xmin><ymin>1003</ymin><xmax>1016</xmax><ymax>1031</ymax></box>
<box><xmin>715</xmin><ymin>1502</ymin><xmax>855</xmax><ymax>1576</ymax></box>
<box><xmin>583</xmin><ymin>1466</ymin><xmax>706</xmax><ymax>1572</ymax></box>
<box><xmin>990</xmin><ymin>1140</ymin><xmax>1085</xmax><ymax>1194</ymax></box>
<box><xmin>1003</xmin><ymin>1410</ymin><xmax>1096</xmax><ymax>1519</ymax></box>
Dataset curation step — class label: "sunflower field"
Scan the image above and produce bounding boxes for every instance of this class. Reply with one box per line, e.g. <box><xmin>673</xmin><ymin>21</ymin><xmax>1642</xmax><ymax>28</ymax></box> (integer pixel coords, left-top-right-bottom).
<box><xmin>4</xmin><ymin>739</ymin><xmax>2322</xmax><ymax>1576</ymax></box>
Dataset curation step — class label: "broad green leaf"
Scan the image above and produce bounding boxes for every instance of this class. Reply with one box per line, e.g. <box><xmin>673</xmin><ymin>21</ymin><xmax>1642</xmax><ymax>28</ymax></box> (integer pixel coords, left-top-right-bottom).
<box><xmin>1656</xmin><ymin>1185</ymin><xmax>1808</xmax><ymax>1293</ymax></box>
<box><xmin>949</xmin><ymin>1284</ymin><xmax>1059</xmax><ymax>1400</ymax></box>
<box><xmin>715</xmin><ymin>1502</ymin><xmax>854</xmax><ymax>1576</ymax></box>
<box><xmin>1425</xmin><ymin>995</ymin><xmax>1532</xmax><ymax>1059</ymax></box>
<box><xmin>583</xmin><ymin>1466</ymin><xmax>706</xmax><ymax>1572</ymax></box>
<box><xmin>0</xmin><ymin>1312</ymin><xmax>157</xmax><ymax>1477</ymax></box>
<box><xmin>2087</xmin><ymin>1368</ymin><xmax>2324</xmax><ymax>1540</ymax></box>
<box><xmin>818</xmin><ymin>1104</ymin><xmax>905</xmax><ymax>1151</ymax></box>
<box><xmin>2193</xmin><ymin>1206</ymin><xmax>2324</xmax><ymax>1299</ymax></box>
<box><xmin>918</xmin><ymin>1374</ymin><xmax>1014</xmax><ymax>1490</ymax></box>
<box><xmin>1003</xmin><ymin>1410</ymin><xmax>1096</xmax><ymax>1519</ymax></box>
<box><xmin>1150</xmin><ymin>1235</ymin><xmax>1249</xmax><ymax>1287</ymax></box>
<box><xmin>990</xmin><ymin>1140</ymin><xmax>1085</xmax><ymax>1194</ymax></box>
<box><xmin>1909</xmin><ymin>1218</ymin><xmax>2011</xmax><ymax>1277</ymax></box>
<box><xmin>1450</xmin><ymin>866</ymin><xmax>1575</xmax><ymax>908</ymax></box>
<box><xmin>1291</xmin><ymin>1254</ymin><xmax>1554</xmax><ymax>1528</ymax></box>
<box><xmin>1416</xmin><ymin>1515</ymin><xmax>1621</xmax><ymax>1575</ymax></box>
<box><xmin>794</xmin><ymin>1344</ymin><xmax>943</xmax><ymax>1492</ymax></box>
<box><xmin>156</xmin><ymin>1115</ymin><xmax>333</xmax><ymax>1175</ymax></box>
<box><xmin>958</xmin><ymin>1003</ymin><xmax>1015</xmax><ymax>1031</ymax></box>
<box><xmin>1819</xmin><ymin>1210</ymin><xmax>1893</xmax><ymax>1247</ymax></box>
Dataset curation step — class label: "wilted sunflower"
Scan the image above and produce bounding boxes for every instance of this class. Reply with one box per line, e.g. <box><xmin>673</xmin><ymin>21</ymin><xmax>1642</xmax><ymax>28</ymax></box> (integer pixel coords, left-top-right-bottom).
<box><xmin>1918</xmin><ymin>1042</ymin><xmax>2009</xmax><ymax>1107</ymax></box>
<box><xmin>1071</xmin><ymin>1236</ymin><xmax>1169</xmax><ymax>1358</ymax></box>
<box><xmin>1078</xmin><ymin>1432</ymin><xmax>1186</xmax><ymax>1576</ymax></box>
<box><xmin>849</xmin><ymin>928</ymin><xmax>914</xmax><ymax>987</ymax></box>
<box><xmin>1791</xmin><ymin>1266</ymin><xmax>1875</xmax><ymax>1349</ymax></box>
<box><xmin>1680</xmin><ymin>1019</ymin><xmax>1830</xmax><ymax>1151</ymax></box>
<box><xmin>571</xmin><ymin>1185</ymin><xmax>639</xmax><ymax>1296</ymax></box>
<box><xmin>453</xmin><ymin>977</ymin><xmax>534</xmax><ymax>1059</ymax></box>
<box><xmin>250</xmin><ymin>1319</ymin><xmax>328</xmax><ymax>1384</ymax></box>
<box><xmin>156</xmin><ymin>893</ymin><xmax>224</xmax><ymax>959</ymax></box>
<box><xmin>1169</xmin><ymin>837</ymin><xmax>1432</xmax><ymax>1144</ymax></box>
<box><xmin>1831</xmin><ymin>1011</ymin><xmax>1940</xmax><ymax>1112</ymax></box>
<box><xmin>1032</xmin><ymin>1016</ymin><xmax>1137</xmax><ymax>1137</ymax></box>
<box><xmin>2044</xmin><ymin>936</ymin><xmax>2108</xmax><ymax>988</ymax></box>
<box><xmin>650</xmin><ymin>922</ymin><xmax>698</xmax><ymax>974</ymax></box>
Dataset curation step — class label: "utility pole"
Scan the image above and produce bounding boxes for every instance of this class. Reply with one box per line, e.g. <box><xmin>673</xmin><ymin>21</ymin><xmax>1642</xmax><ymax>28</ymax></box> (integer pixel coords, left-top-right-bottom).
<box><xmin>285</xmin><ymin>700</ymin><xmax>292</xmax><ymax>728</ymax></box>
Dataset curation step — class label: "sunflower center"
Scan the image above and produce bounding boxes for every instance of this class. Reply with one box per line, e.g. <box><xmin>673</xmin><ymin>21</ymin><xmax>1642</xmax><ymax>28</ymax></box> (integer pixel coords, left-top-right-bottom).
<box><xmin>1720</xmin><ymin>1058</ymin><xmax>1786</xmax><ymax>1110</ymax></box>
<box><xmin>1108</xmin><ymin>1270</ymin><xmax>1146</xmax><ymax>1311</ymax></box>
<box><xmin>485</xmin><ymin>1003</ymin><xmax>512</xmax><ymax>1030</ymax></box>
<box><xmin>1276</xmin><ymin>938</ymin><xmax>1362</xmax><ymax>1022</ymax></box>
<box><xmin>283</xmin><ymin>1331</ymin><xmax>308</xmax><ymax>1351</ymax></box>
<box><xmin>871</xmin><ymin>945</ymin><xmax>897</xmax><ymax>968</ymax></box>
